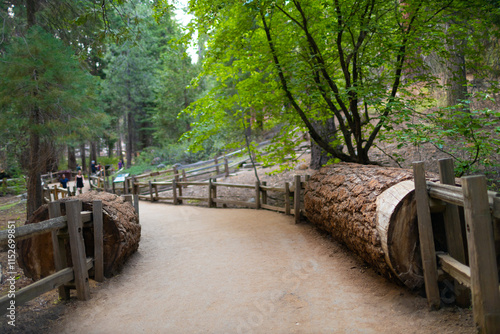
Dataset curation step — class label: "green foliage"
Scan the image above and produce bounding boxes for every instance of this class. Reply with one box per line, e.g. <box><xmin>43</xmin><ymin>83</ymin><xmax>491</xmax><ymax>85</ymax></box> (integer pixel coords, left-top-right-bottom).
<box><xmin>391</xmin><ymin>90</ymin><xmax>500</xmax><ymax>187</ymax></box>
<box><xmin>178</xmin><ymin>0</ymin><xmax>463</xmax><ymax>164</ymax></box>
<box><xmin>0</xmin><ymin>27</ymin><xmax>107</xmax><ymax>169</ymax></box>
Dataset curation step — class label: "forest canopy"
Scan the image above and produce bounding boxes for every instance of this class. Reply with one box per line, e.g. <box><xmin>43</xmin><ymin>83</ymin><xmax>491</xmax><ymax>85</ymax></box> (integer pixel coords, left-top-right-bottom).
<box><xmin>1</xmin><ymin>0</ymin><xmax>499</xmax><ymax>216</ymax></box>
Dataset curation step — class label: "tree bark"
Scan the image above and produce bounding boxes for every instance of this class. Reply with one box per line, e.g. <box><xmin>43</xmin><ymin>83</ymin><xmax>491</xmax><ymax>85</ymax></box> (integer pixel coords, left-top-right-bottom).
<box><xmin>67</xmin><ymin>146</ymin><xmax>77</xmax><ymax>171</ymax></box>
<box><xmin>17</xmin><ymin>191</ymin><xmax>141</xmax><ymax>280</ymax></box>
<box><xmin>126</xmin><ymin>111</ymin><xmax>134</xmax><ymax>168</ymax></box>
<box><xmin>310</xmin><ymin>117</ymin><xmax>338</xmax><ymax>170</ymax></box>
<box><xmin>304</xmin><ymin>163</ymin><xmax>439</xmax><ymax>289</ymax></box>
<box><xmin>445</xmin><ymin>20</ymin><xmax>468</xmax><ymax>110</ymax></box>
<box><xmin>80</xmin><ymin>142</ymin><xmax>86</xmax><ymax>174</ymax></box>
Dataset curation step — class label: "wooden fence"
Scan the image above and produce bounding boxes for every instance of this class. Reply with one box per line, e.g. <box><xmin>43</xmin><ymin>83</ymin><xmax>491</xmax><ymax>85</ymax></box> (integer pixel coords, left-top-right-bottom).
<box><xmin>413</xmin><ymin>158</ymin><xmax>500</xmax><ymax>334</ymax></box>
<box><xmin>0</xmin><ymin>199</ymin><xmax>104</xmax><ymax>315</ymax></box>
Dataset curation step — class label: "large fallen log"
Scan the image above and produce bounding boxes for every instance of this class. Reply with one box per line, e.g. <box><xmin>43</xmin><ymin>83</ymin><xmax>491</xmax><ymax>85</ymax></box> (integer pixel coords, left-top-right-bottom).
<box><xmin>304</xmin><ymin>163</ymin><xmax>438</xmax><ymax>289</ymax></box>
<box><xmin>17</xmin><ymin>191</ymin><xmax>141</xmax><ymax>280</ymax></box>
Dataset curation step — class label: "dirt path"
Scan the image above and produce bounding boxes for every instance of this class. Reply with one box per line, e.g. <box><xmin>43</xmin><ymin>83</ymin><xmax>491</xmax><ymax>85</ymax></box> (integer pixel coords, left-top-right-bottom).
<box><xmin>48</xmin><ymin>202</ymin><xmax>474</xmax><ymax>334</ymax></box>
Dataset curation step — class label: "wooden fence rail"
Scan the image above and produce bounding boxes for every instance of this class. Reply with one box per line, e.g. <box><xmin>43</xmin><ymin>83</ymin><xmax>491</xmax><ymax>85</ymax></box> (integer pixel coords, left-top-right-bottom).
<box><xmin>413</xmin><ymin>158</ymin><xmax>500</xmax><ymax>334</ymax></box>
<box><xmin>129</xmin><ymin>173</ymin><xmax>308</xmax><ymax>224</ymax></box>
<box><xmin>0</xmin><ymin>199</ymin><xmax>103</xmax><ymax>315</ymax></box>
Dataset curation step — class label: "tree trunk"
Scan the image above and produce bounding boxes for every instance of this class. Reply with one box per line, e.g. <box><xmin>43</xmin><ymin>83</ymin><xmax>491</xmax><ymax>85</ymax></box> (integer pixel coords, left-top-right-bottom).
<box><xmin>26</xmin><ymin>121</ymin><xmax>42</xmax><ymax>218</ymax></box>
<box><xmin>90</xmin><ymin>141</ymin><xmax>97</xmax><ymax>165</ymax></box>
<box><xmin>126</xmin><ymin>111</ymin><xmax>134</xmax><ymax>168</ymax></box>
<box><xmin>17</xmin><ymin>191</ymin><xmax>141</xmax><ymax>280</ymax></box>
<box><xmin>304</xmin><ymin>163</ymin><xmax>439</xmax><ymax>289</ymax></box>
<box><xmin>80</xmin><ymin>142</ymin><xmax>86</xmax><ymax>174</ymax></box>
<box><xmin>445</xmin><ymin>20</ymin><xmax>468</xmax><ymax>110</ymax></box>
<box><xmin>310</xmin><ymin>117</ymin><xmax>338</xmax><ymax>170</ymax></box>
<box><xmin>68</xmin><ymin>146</ymin><xmax>77</xmax><ymax>171</ymax></box>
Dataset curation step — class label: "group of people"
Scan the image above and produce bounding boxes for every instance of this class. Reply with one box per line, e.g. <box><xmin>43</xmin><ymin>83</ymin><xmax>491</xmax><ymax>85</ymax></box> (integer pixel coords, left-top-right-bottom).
<box><xmin>58</xmin><ymin>170</ymin><xmax>85</xmax><ymax>194</ymax></box>
<box><xmin>58</xmin><ymin>159</ymin><xmax>124</xmax><ymax>194</ymax></box>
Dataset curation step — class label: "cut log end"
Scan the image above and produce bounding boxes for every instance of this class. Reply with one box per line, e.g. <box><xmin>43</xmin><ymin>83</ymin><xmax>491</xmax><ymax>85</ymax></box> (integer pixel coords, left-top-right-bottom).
<box><xmin>17</xmin><ymin>191</ymin><xmax>141</xmax><ymax>280</ymax></box>
<box><xmin>305</xmin><ymin>163</ymin><xmax>438</xmax><ymax>289</ymax></box>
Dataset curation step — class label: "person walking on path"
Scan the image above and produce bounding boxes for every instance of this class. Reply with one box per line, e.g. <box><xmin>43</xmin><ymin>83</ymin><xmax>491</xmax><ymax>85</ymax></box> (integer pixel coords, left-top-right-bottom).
<box><xmin>76</xmin><ymin>170</ymin><xmax>85</xmax><ymax>194</ymax></box>
<box><xmin>59</xmin><ymin>174</ymin><xmax>69</xmax><ymax>189</ymax></box>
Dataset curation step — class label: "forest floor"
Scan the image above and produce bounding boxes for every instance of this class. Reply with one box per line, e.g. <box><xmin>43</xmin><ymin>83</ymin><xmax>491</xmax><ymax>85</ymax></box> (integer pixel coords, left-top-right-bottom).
<box><xmin>0</xmin><ymin>145</ymin><xmax>479</xmax><ymax>333</ymax></box>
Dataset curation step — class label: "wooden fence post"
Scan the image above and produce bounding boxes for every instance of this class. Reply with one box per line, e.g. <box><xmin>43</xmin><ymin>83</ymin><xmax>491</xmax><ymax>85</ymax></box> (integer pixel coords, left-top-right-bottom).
<box><xmin>53</xmin><ymin>185</ymin><xmax>59</xmax><ymax>200</ymax></box>
<box><xmin>214</xmin><ymin>157</ymin><xmax>220</xmax><ymax>175</ymax></box>
<box><xmin>294</xmin><ymin>175</ymin><xmax>301</xmax><ymax>224</ymax></box>
<box><xmin>92</xmin><ymin>200</ymin><xmax>104</xmax><ymax>282</ymax></box>
<box><xmin>131</xmin><ymin>176</ymin><xmax>137</xmax><ymax>195</ymax></box>
<box><xmin>213</xmin><ymin>178</ymin><xmax>217</xmax><ymax>208</ymax></box>
<box><xmin>112</xmin><ymin>181</ymin><xmax>116</xmax><ymax>194</ymax></box>
<box><xmin>48</xmin><ymin>201</ymin><xmax>70</xmax><ymax>300</ymax></box>
<box><xmin>413</xmin><ymin>161</ymin><xmax>440</xmax><ymax>309</ymax></box>
<box><xmin>438</xmin><ymin>158</ymin><xmax>468</xmax><ymax>306</ymax></box>
<box><xmin>149</xmin><ymin>181</ymin><xmax>154</xmax><ymax>201</ymax></box>
<box><xmin>285</xmin><ymin>182</ymin><xmax>291</xmax><ymax>215</ymax></box>
<box><xmin>208</xmin><ymin>178</ymin><xmax>214</xmax><ymax>208</ymax></box>
<box><xmin>65</xmin><ymin>200</ymin><xmax>90</xmax><ymax>301</ymax></box>
<box><xmin>261</xmin><ymin>181</ymin><xmax>267</xmax><ymax>205</ymax></box>
<box><xmin>462</xmin><ymin>175</ymin><xmax>500</xmax><ymax>333</ymax></box>
<box><xmin>224</xmin><ymin>158</ymin><xmax>229</xmax><ymax>177</ymax></box>
<box><xmin>133</xmin><ymin>194</ymin><xmax>139</xmax><ymax>218</ymax></box>
<box><xmin>124</xmin><ymin>178</ymin><xmax>128</xmax><ymax>194</ymax></box>
<box><xmin>172</xmin><ymin>179</ymin><xmax>178</xmax><ymax>205</ymax></box>
<box><xmin>182</xmin><ymin>169</ymin><xmax>187</xmax><ymax>188</ymax></box>
<box><xmin>255</xmin><ymin>181</ymin><xmax>261</xmax><ymax>209</ymax></box>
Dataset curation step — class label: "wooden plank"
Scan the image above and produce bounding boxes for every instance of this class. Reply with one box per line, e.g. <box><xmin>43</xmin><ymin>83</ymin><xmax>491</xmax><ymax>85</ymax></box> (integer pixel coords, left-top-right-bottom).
<box><xmin>149</xmin><ymin>181</ymin><xmax>154</xmax><ymax>201</ymax></box>
<box><xmin>65</xmin><ymin>200</ymin><xmax>90</xmax><ymax>301</ymax></box>
<box><xmin>285</xmin><ymin>182</ymin><xmax>291</xmax><ymax>215</ymax></box>
<box><xmin>133</xmin><ymin>194</ymin><xmax>139</xmax><ymax>216</ymax></box>
<box><xmin>212</xmin><ymin>182</ymin><xmax>254</xmax><ymax>189</ymax></box>
<box><xmin>172</xmin><ymin>180</ymin><xmax>178</xmax><ymax>205</ymax></box>
<box><xmin>0</xmin><ymin>216</ymin><xmax>67</xmax><ymax>245</ymax></box>
<box><xmin>212</xmin><ymin>178</ymin><xmax>217</xmax><ymax>208</ymax></box>
<box><xmin>494</xmin><ymin>197</ymin><xmax>500</xmax><ymax>220</ymax></box>
<box><xmin>177</xmin><ymin>181</ymin><xmax>209</xmax><ymax>186</ymax></box>
<box><xmin>212</xmin><ymin>198</ymin><xmax>257</xmax><ymax>208</ymax></box>
<box><xmin>81</xmin><ymin>211</ymin><xmax>92</xmax><ymax>223</ymax></box>
<box><xmin>156</xmin><ymin>196</ymin><xmax>175</xmax><ymax>201</ymax></box>
<box><xmin>255</xmin><ymin>181</ymin><xmax>261</xmax><ymax>210</ymax></box>
<box><xmin>177</xmin><ymin>196</ymin><xmax>208</xmax><ymax>201</ymax></box>
<box><xmin>261</xmin><ymin>181</ymin><xmax>268</xmax><ymax>205</ymax></box>
<box><xmin>294</xmin><ymin>175</ymin><xmax>301</xmax><ymax>224</ymax></box>
<box><xmin>260</xmin><ymin>185</ymin><xmax>286</xmax><ymax>192</ymax></box>
<box><xmin>93</xmin><ymin>200</ymin><xmax>104</xmax><ymax>282</ymax></box>
<box><xmin>438</xmin><ymin>253</ymin><xmax>471</xmax><ymax>288</ymax></box>
<box><xmin>0</xmin><ymin>258</ymin><xmax>92</xmax><ymax>316</ymax></box>
<box><xmin>208</xmin><ymin>179</ymin><xmax>214</xmax><ymax>208</ymax></box>
<box><xmin>412</xmin><ymin>161</ymin><xmax>440</xmax><ymax>309</ymax></box>
<box><xmin>462</xmin><ymin>175</ymin><xmax>500</xmax><ymax>333</ymax></box>
<box><xmin>224</xmin><ymin>158</ymin><xmax>229</xmax><ymax>177</ymax></box>
<box><xmin>261</xmin><ymin>203</ymin><xmax>286</xmax><ymax>213</ymax></box>
<box><xmin>428</xmin><ymin>182</ymin><xmax>464</xmax><ymax>206</ymax></box>
<box><xmin>48</xmin><ymin>201</ymin><xmax>70</xmax><ymax>300</ymax></box>
<box><xmin>214</xmin><ymin>156</ymin><xmax>220</xmax><ymax>175</ymax></box>
<box><xmin>438</xmin><ymin>158</ymin><xmax>468</xmax><ymax>306</ymax></box>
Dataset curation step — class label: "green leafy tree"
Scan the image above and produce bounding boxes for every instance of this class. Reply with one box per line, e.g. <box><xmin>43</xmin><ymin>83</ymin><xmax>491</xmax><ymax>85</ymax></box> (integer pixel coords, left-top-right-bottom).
<box><xmin>0</xmin><ymin>27</ymin><xmax>104</xmax><ymax>216</ymax></box>
<box><xmin>178</xmin><ymin>0</ymin><xmax>461</xmax><ymax>165</ymax></box>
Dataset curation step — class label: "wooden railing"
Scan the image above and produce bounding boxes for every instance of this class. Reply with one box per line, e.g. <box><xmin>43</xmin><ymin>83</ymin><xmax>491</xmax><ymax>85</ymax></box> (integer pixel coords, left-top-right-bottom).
<box><xmin>413</xmin><ymin>158</ymin><xmax>500</xmax><ymax>334</ymax></box>
<box><xmin>0</xmin><ymin>199</ymin><xmax>104</xmax><ymax>315</ymax></box>
<box><xmin>132</xmin><ymin>174</ymin><xmax>309</xmax><ymax>224</ymax></box>
<box><xmin>42</xmin><ymin>184</ymin><xmax>74</xmax><ymax>203</ymax></box>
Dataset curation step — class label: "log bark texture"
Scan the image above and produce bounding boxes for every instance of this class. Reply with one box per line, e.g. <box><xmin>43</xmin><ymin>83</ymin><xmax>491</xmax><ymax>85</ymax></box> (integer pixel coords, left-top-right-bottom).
<box><xmin>17</xmin><ymin>191</ymin><xmax>141</xmax><ymax>280</ymax></box>
<box><xmin>304</xmin><ymin>163</ymin><xmax>438</xmax><ymax>289</ymax></box>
